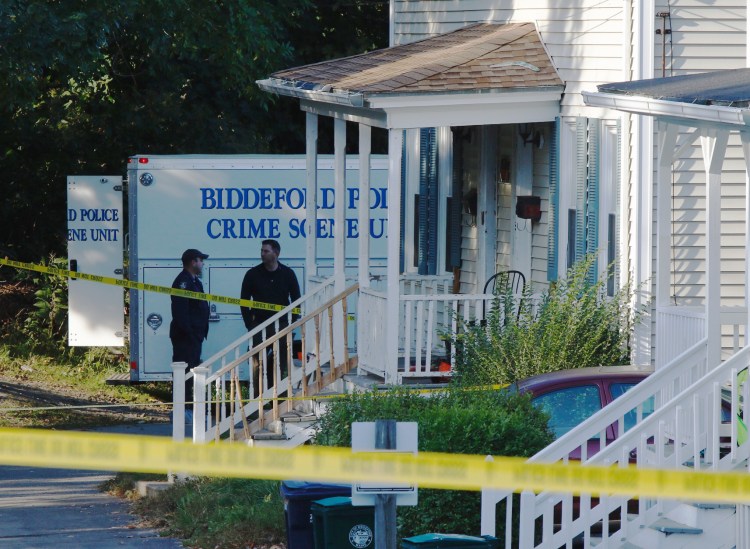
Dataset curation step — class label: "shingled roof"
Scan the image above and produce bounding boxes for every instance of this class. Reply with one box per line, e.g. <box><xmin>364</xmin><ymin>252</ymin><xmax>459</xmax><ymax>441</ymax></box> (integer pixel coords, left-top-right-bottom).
<box><xmin>262</xmin><ymin>22</ymin><xmax>562</xmax><ymax>98</ymax></box>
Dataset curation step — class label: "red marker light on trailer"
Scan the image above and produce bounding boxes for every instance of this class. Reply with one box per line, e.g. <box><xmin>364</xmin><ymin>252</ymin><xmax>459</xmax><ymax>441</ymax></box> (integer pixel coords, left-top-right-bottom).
<box><xmin>130</xmin><ymin>361</ymin><xmax>137</xmax><ymax>370</ymax></box>
<box><xmin>138</xmin><ymin>157</ymin><xmax>149</xmax><ymax>164</ymax></box>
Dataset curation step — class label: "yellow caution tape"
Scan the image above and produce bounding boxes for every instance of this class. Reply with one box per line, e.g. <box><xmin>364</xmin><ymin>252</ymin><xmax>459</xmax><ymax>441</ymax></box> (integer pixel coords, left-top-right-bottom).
<box><xmin>0</xmin><ymin>426</ymin><xmax>749</xmax><ymax>503</ymax></box>
<box><xmin>0</xmin><ymin>257</ymin><xmax>300</xmax><ymax>315</ymax></box>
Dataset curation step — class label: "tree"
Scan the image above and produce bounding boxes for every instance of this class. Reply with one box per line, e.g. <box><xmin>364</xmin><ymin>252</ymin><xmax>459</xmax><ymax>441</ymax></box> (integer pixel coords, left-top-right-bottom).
<box><xmin>0</xmin><ymin>0</ymin><xmax>388</xmax><ymax>261</ymax></box>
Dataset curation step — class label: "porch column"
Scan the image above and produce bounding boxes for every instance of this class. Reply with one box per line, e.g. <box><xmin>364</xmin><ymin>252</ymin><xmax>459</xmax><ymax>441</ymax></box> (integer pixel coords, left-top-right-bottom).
<box><xmin>334</xmin><ymin>118</ymin><xmax>346</xmax><ymax>293</ymax></box>
<box><xmin>741</xmin><ymin>132</ymin><xmax>750</xmax><ymax>338</ymax></box>
<box><xmin>655</xmin><ymin>123</ymin><xmax>679</xmax><ymax>314</ymax></box>
<box><xmin>386</xmin><ymin>128</ymin><xmax>403</xmax><ymax>384</ymax></box>
<box><xmin>305</xmin><ymin>113</ymin><xmax>319</xmax><ymax>287</ymax></box>
<box><xmin>359</xmin><ymin>124</ymin><xmax>372</xmax><ymax>289</ymax></box>
<box><xmin>701</xmin><ymin>129</ymin><xmax>729</xmax><ymax>368</ymax></box>
<box><xmin>478</xmin><ymin>126</ymin><xmax>498</xmax><ymax>289</ymax></box>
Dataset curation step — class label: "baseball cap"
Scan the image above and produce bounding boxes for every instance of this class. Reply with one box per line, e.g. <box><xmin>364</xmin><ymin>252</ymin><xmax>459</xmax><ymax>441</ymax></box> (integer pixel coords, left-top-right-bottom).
<box><xmin>181</xmin><ymin>248</ymin><xmax>209</xmax><ymax>263</ymax></box>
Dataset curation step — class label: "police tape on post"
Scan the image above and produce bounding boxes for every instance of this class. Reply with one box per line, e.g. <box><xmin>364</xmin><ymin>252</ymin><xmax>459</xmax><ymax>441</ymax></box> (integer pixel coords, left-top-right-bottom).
<box><xmin>0</xmin><ymin>426</ymin><xmax>749</xmax><ymax>503</ymax></box>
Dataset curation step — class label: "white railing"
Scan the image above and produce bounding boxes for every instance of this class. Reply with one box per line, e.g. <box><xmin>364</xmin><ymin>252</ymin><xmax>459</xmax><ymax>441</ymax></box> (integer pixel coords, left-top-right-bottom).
<box><xmin>358</xmin><ymin>287</ymin><xmax>387</xmax><ymax>378</ymax></box>
<box><xmin>175</xmin><ymin>277</ymin><xmax>363</xmax><ymax>444</ymax></box>
<box><xmin>482</xmin><ymin>337</ymin><xmax>750</xmax><ymax>548</ymax></box>
<box><xmin>656</xmin><ymin>305</ymin><xmax>748</xmax><ymax>366</ymax></box>
<box><xmin>481</xmin><ymin>338</ymin><xmax>713</xmax><ymax>547</ymax></box>
<box><xmin>399</xmin><ymin>273</ymin><xmax>454</xmax><ymax>296</ymax></box>
<box><xmin>655</xmin><ymin>305</ymin><xmax>705</xmax><ymax>367</ymax></box>
<box><xmin>359</xmin><ymin>276</ymin><xmax>524</xmax><ymax>380</ymax></box>
<box><xmin>399</xmin><ymin>293</ymin><xmax>490</xmax><ymax>378</ymax></box>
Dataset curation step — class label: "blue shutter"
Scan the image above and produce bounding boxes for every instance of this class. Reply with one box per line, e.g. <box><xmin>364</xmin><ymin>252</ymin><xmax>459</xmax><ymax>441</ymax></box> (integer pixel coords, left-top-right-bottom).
<box><xmin>418</xmin><ymin>128</ymin><xmax>438</xmax><ymax>275</ymax></box>
<box><xmin>575</xmin><ymin>117</ymin><xmax>587</xmax><ymax>263</ymax></box>
<box><xmin>547</xmin><ymin>118</ymin><xmax>560</xmax><ymax>282</ymax></box>
<box><xmin>427</xmin><ymin>129</ymin><xmax>438</xmax><ymax>275</ymax></box>
<box><xmin>586</xmin><ymin>118</ymin><xmax>600</xmax><ymax>284</ymax></box>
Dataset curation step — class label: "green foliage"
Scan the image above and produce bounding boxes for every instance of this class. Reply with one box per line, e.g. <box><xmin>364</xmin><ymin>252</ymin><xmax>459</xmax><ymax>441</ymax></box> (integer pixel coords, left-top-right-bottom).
<box><xmin>0</xmin><ymin>0</ymin><xmax>389</xmax><ymax>260</ymax></box>
<box><xmin>452</xmin><ymin>256</ymin><xmax>637</xmax><ymax>386</ymax></box>
<box><xmin>132</xmin><ymin>477</ymin><xmax>285</xmax><ymax>547</ymax></box>
<box><xmin>314</xmin><ymin>387</ymin><xmax>553</xmax><ymax>536</ymax></box>
<box><xmin>9</xmin><ymin>255</ymin><xmax>70</xmax><ymax>354</ymax></box>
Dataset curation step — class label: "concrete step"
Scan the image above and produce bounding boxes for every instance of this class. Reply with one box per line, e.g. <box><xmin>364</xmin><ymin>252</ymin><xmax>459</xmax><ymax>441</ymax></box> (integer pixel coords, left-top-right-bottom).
<box><xmin>252</xmin><ymin>428</ymin><xmax>287</xmax><ymax>441</ymax></box>
<box><xmin>650</xmin><ymin>517</ymin><xmax>703</xmax><ymax>535</ymax></box>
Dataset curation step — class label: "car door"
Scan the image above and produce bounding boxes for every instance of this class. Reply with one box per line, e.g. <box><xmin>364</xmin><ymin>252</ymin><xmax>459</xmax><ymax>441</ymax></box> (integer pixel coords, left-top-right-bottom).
<box><xmin>530</xmin><ymin>380</ymin><xmax>613</xmax><ymax>459</ymax></box>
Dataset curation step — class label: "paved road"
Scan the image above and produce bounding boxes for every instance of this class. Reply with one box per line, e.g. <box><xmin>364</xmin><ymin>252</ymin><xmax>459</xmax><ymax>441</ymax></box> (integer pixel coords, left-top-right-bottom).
<box><xmin>0</xmin><ymin>422</ymin><xmax>184</xmax><ymax>548</ymax></box>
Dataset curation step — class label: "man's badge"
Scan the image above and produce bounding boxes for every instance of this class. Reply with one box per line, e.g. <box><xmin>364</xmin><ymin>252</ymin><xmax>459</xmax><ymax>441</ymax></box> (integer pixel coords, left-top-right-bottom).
<box><xmin>179</xmin><ymin>282</ymin><xmax>187</xmax><ymax>289</ymax></box>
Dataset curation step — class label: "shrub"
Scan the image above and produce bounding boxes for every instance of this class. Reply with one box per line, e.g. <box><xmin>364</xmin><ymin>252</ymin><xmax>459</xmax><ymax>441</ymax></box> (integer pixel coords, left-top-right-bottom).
<box><xmin>6</xmin><ymin>255</ymin><xmax>70</xmax><ymax>355</ymax></box>
<box><xmin>132</xmin><ymin>477</ymin><xmax>285</xmax><ymax>547</ymax></box>
<box><xmin>313</xmin><ymin>387</ymin><xmax>553</xmax><ymax>536</ymax></box>
<box><xmin>452</xmin><ymin>255</ymin><xmax>637</xmax><ymax>387</ymax></box>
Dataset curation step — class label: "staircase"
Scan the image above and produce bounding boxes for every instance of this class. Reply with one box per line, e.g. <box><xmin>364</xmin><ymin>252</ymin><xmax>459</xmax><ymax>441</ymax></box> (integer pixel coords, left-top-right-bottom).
<box><xmin>176</xmin><ymin>277</ymin><xmax>359</xmax><ymax>446</ymax></box>
<box><xmin>481</xmin><ymin>338</ymin><xmax>750</xmax><ymax>548</ymax></box>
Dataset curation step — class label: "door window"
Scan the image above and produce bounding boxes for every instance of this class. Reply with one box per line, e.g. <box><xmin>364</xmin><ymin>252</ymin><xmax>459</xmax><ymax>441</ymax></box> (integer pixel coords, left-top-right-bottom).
<box><xmin>533</xmin><ymin>385</ymin><xmax>602</xmax><ymax>438</ymax></box>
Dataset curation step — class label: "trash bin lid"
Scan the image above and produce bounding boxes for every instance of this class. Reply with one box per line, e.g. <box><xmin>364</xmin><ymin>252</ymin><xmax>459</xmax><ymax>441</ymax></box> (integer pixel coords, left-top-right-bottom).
<box><xmin>310</xmin><ymin>496</ymin><xmax>352</xmax><ymax>509</ymax></box>
<box><xmin>280</xmin><ymin>481</ymin><xmax>351</xmax><ymax>499</ymax></box>
<box><xmin>401</xmin><ymin>533</ymin><xmax>498</xmax><ymax>548</ymax></box>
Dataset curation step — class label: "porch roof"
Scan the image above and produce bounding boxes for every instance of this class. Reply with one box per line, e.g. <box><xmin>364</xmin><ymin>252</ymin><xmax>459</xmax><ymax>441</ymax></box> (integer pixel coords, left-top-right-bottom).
<box><xmin>257</xmin><ymin>22</ymin><xmax>564</xmax><ymax>129</ymax></box>
<box><xmin>582</xmin><ymin>69</ymin><xmax>750</xmax><ymax>129</ymax></box>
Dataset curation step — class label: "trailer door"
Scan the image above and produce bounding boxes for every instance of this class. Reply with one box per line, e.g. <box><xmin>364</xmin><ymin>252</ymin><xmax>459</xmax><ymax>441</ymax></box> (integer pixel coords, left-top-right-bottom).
<box><xmin>67</xmin><ymin>175</ymin><xmax>124</xmax><ymax>346</ymax></box>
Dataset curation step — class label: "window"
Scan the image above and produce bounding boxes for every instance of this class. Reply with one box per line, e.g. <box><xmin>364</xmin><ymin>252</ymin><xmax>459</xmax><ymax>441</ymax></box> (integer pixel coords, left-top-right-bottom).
<box><xmin>533</xmin><ymin>385</ymin><xmax>602</xmax><ymax>438</ymax></box>
<box><xmin>610</xmin><ymin>382</ymin><xmax>654</xmax><ymax>432</ymax></box>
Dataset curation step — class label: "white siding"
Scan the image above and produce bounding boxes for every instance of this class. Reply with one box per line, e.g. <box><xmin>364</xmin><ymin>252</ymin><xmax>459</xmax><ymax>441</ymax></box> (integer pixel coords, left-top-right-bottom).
<box><xmin>530</xmin><ymin>123</ymin><xmax>552</xmax><ymax>289</ymax></box>
<box><xmin>393</xmin><ymin>0</ymin><xmax>627</xmax><ymax>117</ymax></box>
<box><xmin>495</xmin><ymin>126</ymin><xmax>514</xmax><ymax>274</ymax></box>
<box><xmin>650</xmin><ymin>1</ymin><xmax>747</xmax><ymax>315</ymax></box>
<box><xmin>459</xmin><ymin>127</ymin><xmax>482</xmax><ymax>294</ymax></box>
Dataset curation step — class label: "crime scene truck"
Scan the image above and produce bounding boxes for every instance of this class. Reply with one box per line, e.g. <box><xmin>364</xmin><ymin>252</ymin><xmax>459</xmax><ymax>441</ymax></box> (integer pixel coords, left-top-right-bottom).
<box><xmin>67</xmin><ymin>155</ymin><xmax>388</xmax><ymax>382</ymax></box>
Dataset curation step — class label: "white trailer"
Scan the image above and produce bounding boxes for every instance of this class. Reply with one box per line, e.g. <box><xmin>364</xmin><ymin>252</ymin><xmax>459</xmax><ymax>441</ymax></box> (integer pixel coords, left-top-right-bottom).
<box><xmin>68</xmin><ymin>154</ymin><xmax>389</xmax><ymax>381</ymax></box>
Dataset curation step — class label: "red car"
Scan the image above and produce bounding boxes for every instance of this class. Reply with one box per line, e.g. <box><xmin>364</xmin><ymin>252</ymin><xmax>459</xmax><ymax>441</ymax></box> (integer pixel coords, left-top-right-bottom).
<box><xmin>509</xmin><ymin>365</ymin><xmax>655</xmax><ymax>453</ymax></box>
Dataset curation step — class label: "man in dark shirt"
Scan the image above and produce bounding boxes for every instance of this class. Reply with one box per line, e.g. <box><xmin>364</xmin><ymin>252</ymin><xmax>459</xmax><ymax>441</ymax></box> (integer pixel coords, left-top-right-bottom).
<box><xmin>240</xmin><ymin>239</ymin><xmax>301</xmax><ymax>392</ymax></box>
<box><xmin>170</xmin><ymin>248</ymin><xmax>210</xmax><ymax>411</ymax></box>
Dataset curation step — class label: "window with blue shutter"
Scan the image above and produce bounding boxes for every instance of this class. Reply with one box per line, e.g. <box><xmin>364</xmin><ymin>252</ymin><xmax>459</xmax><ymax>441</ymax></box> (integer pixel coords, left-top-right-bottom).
<box><xmin>417</xmin><ymin>127</ymin><xmax>438</xmax><ymax>275</ymax></box>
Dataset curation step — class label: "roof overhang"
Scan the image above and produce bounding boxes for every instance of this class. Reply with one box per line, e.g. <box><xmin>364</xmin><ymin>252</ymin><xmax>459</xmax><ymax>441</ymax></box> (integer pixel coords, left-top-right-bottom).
<box><xmin>258</xmin><ymin>22</ymin><xmax>565</xmax><ymax>129</ymax></box>
<box><xmin>261</xmin><ymin>77</ymin><xmax>563</xmax><ymax>129</ymax></box>
<box><xmin>583</xmin><ymin>90</ymin><xmax>750</xmax><ymax>131</ymax></box>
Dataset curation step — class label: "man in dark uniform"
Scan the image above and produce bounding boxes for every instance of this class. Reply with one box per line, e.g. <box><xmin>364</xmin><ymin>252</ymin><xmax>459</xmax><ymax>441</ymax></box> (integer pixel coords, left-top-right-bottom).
<box><xmin>170</xmin><ymin>248</ymin><xmax>210</xmax><ymax>410</ymax></box>
<box><xmin>240</xmin><ymin>239</ymin><xmax>301</xmax><ymax>393</ymax></box>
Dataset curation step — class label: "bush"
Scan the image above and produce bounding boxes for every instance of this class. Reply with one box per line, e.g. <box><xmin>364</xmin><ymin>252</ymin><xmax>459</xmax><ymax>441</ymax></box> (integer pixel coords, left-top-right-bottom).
<box><xmin>313</xmin><ymin>387</ymin><xmax>553</xmax><ymax>536</ymax></box>
<box><xmin>132</xmin><ymin>477</ymin><xmax>285</xmax><ymax>547</ymax></box>
<box><xmin>5</xmin><ymin>255</ymin><xmax>70</xmax><ymax>355</ymax></box>
<box><xmin>452</xmin><ymin>256</ymin><xmax>637</xmax><ymax>387</ymax></box>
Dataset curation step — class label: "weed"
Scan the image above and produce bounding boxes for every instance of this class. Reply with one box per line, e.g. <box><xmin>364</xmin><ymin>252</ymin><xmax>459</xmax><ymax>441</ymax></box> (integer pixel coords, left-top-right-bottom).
<box><xmin>132</xmin><ymin>477</ymin><xmax>285</xmax><ymax>547</ymax></box>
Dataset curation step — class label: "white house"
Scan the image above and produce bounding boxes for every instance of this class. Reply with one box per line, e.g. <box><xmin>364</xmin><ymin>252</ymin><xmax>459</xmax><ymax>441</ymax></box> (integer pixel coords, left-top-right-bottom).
<box><xmin>182</xmin><ymin>2</ymin><xmax>750</xmax><ymax>545</ymax></box>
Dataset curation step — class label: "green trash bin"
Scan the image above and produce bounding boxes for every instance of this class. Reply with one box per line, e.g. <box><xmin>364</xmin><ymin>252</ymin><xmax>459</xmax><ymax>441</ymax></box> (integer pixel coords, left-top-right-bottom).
<box><xmin>311</xmin><ymin>496</ymin><xmax>375</xmax><ymax>549</ymax></box>
<box><xmin>401</xmin><ymin>533</ymin><xmax>499</xmax><ymax>549</ymax></box>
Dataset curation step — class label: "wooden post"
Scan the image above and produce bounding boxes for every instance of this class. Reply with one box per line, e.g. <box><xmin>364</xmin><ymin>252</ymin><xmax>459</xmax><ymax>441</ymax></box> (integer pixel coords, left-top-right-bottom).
<box><xmin>374</xmin><ymin>419</ymin><xmax>397</xmax><ymax>549</ymax></box>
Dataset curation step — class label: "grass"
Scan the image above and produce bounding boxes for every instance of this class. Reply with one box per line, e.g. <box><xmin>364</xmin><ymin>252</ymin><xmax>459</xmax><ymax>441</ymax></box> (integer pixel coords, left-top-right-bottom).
<box><xmin>130</xmin><ymin>477</ymin><xmax>286</xmax><ymax>547</ymax></box>
<box><xmin>0</xmin><ymin>343</ymin><xmax>172</xmax><ymax>429</ymax></box>
<box><xmin>0</xmin><ymin>343</ymin><xmax>288</xmax><ymax>547</ymax></box>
